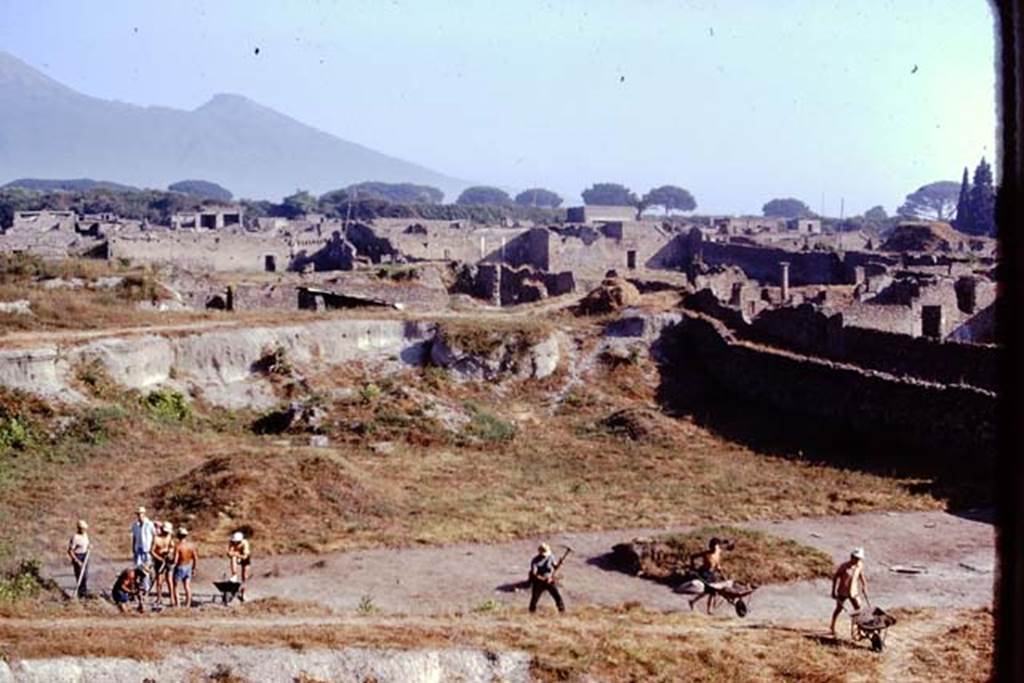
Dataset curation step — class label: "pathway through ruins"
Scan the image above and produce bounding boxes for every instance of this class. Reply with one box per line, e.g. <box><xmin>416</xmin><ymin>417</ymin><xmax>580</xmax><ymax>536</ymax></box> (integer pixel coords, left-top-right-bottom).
<box><xmin>48</xmin><ymin>509</ymin><xmax>994</xmax><ymax>626</ymax></box>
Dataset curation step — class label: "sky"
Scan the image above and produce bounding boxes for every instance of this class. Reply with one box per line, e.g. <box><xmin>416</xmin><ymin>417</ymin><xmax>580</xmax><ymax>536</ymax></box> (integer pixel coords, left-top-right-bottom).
<box><xmin>0</xmin><ymin>0</ymin><xmax>999</xmax><ymax>214</ymax></box>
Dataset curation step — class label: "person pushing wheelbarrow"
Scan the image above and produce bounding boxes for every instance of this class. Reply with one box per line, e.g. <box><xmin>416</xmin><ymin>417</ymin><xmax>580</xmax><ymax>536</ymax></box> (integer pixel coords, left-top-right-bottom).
<box><xmin>830</xmin><ymin>547</ymin><xmax>869</xmax><ymax>638</ymax></box>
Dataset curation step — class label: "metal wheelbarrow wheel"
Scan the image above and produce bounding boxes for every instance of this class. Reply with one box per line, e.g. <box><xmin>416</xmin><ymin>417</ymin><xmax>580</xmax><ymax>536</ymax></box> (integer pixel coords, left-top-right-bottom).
<box><xmin>734</xmin><ymin>598</ymin><xmax>748</xmax><ymax>617</ymax></box>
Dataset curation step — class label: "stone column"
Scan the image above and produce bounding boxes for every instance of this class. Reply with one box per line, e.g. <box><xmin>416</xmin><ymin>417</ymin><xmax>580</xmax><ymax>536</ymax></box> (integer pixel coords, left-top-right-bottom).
<box><xmin>780</xmin><ymin>261</ymin><xmax>790</xmax><ymax>302</ymax></box>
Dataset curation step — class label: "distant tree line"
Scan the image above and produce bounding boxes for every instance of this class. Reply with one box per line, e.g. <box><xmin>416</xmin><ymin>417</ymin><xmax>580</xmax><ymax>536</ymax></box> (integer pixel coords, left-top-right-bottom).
<box><xmin>0</xmin><ymin>186</ymin><xmax>211</xmax><ymax>229</ymax></box>
<box><xmin>890</xmin><ymin>158</ymin><xmax>996</xmax><ymax>236</ymax></box>
<box><xmin>0</xmin><ymin>181</ymin><xmax>563</xmax><ymax>229</ymax></box>
<box><xmin>577</xmin><ymin>182</ymin><xmax>698</xmax><ymax>215</ymax></box>
<box><xmin>167</xmin><ymin>179</ymin><xmax>233</xmax><ymax>202</ymax></box>
<box><xmin>251</xmin><ymin>188</ymin><xmax>564</xmax><ymax>225</ymax></box>
<box><xmin>762</xmin><ymin>198</ymin><xmax>814</xmax><ymax>219</ymax></box>
<box><xmin>20</xmin><ymin>173</ymin><xmax>993</xmax><ymax>236</ymax></box>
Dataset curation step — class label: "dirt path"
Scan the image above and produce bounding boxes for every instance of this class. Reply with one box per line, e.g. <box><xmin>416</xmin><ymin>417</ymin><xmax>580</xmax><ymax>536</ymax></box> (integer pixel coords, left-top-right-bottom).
<box><xmin>49</xmin><ymin>510</ymin><xmax>993</xmax><ymax>625</ymax></box>
<box><xmin>0</xmin><ymin>293</ymin><xmax>586</xmax><ymax>348</ymax></box>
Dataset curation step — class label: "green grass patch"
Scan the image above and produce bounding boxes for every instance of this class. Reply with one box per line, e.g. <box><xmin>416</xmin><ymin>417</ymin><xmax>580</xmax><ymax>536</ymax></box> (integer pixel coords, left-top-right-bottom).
<box><xmin>463</xmin><ymin>407</ymin><xmax>517</xmax><ymax>443</ymax></box>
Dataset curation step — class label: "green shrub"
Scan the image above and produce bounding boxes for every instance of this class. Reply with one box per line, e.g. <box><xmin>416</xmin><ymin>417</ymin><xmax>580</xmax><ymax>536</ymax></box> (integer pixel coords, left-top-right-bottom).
<box><xmin>464</xmin><ymin>409</ymin><xmax>517</xmax><ymax>443</ymax></box>
<box><xmin>357</xmin><ymin>594</ymin><xmax>380</xmax><ymax>615</ymax></box>
<box><xmin>359</xmin><ymin>383</ymin><xmax>382</xmax><ymax>404</ymax></box>
<box><xmin>74</xmin><ymin>360</ymin><xmax>122</xmax><ymax>400</ymax></box>
<box><xmin>422</xmin><ymin>365</ymin><xmax>448</xmax><ymax>390</ymax></box>
<box><xmin>0</xmin><ymin>416</ymin><xmax>32</xmax><ymax>451</ymax></box>
<box><xmin>0</xmin><ymin>559</ymin><xmax>55</xmax><ymax>602</ymax></box>
<box><xmin>65</xmin><ymin>405</ymin><xmax>127</xmax><ymax>445</ymax></box>
<box><xmin>472</xmin><ymin>598</ymin><xmax>503</xmax><ymax>613</ymax></box>
<box><xmin>144</xmin><ymin>389</ymin><xmax>192</xmax><ymax>423</ymax></box>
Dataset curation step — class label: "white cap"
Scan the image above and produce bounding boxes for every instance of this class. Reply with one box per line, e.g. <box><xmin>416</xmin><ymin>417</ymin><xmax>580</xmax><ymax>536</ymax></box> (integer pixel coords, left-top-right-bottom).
<box><xmin>230</xmin><ymin>531</ymin><xmax>244</xmax><ymax>543</ymax></box>
<box><xmin>851</xmin><ymin>547</ymin><xmax>865</xmax><ymax>559</ymax></box>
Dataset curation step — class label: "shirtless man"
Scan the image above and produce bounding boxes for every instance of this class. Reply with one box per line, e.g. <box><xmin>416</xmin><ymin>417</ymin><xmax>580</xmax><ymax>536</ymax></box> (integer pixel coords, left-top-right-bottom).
<box><xmin>150</xmin><ymin>522</ymin><xmax>175</xmax><ymax>603</ymax></box>
<box><xmin>112</xmin><ymin>565</ymin><xmax>147</xmax><ymax>613</ymax></box>
<box><xmin>171</xmin><ymin>527</ymin><xmax>199</xmax><ymax>608</ymax></box>
<box><xmin>226</xmin><ymin>531</ymin><xmax>252</xmax><ymax>602</ymax></box>
<box><xmin>830</xmin><ymin>547</ymin><xmax>869</xmax><ymax>637</ymax></box>
<box><xmin>688</xmin><ymin>537</ymin><xmax>728</xmax><ymax>613</ymax></box>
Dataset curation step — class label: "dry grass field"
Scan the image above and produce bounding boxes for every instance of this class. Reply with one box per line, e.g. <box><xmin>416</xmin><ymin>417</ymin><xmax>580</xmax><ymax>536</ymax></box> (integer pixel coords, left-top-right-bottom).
<box><xmin>0</xmin><ymin>605</ymin><xmax>993</xmax><ymax>682</ymax></box>
<box><xmin>0</xmin><ymin>338</ymin><xmax>940</xmax><ymax>562</ymax></box>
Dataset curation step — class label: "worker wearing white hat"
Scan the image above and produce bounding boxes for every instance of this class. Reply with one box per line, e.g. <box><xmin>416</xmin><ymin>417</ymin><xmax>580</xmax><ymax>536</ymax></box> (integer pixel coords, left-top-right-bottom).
<box><xmin>830</xmin><ymin>547</ymin><xmax>869</xmax><ymax>637</ymax></box>
<box><xmin>66</xmin><ymin>520</ymin><xmax>90</xmax><ymax>598</ymax></box>
<box><xmin>227</xmin><ymin>531</ymin><xmax>253</xmax><ymax>602</ymax></box>
<box><xmin>130</xmin><ymin>506</ymin><xmax>155</xmax><ymax>592</ymax></box>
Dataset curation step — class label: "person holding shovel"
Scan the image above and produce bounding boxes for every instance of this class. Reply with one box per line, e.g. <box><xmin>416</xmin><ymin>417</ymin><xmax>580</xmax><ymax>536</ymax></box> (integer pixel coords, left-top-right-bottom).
<box><xmin>528</xmin><ymin>543</ymin><xmax>567</xmax><ymax>613</ymax></box>
<box><xmin>66</xmin><ymin>519</ymin><xmax>90</xmax><ymax>598</ymax></box>
<box><xmin>226</xmin><ymin>531</ymin><xmax>252</xmax><ymax>603</ymax></box>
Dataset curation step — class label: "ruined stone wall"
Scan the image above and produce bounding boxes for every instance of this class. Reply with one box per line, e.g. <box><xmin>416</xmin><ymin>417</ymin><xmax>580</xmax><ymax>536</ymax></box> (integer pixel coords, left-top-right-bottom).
<box><xmin>484</xmin><ymin>228</ymin><xmax>550</xmax><ymax>270</ymax></box>
<box><xmin>948</xmin><ymin>305</ymin><xmax>996</xmax><ymax>344</ymax></box>
<box><xmin>496</xmin><ymin>265</ymin><xmax>576</xmax><ymax>306</ymax></box>
<box><xmin>109</xmin><ymin>233</ymin><xmax>293</xmax><ymax>272</ymax></box>
<box><xmin>231</xmin><ymin>282</ymin><xmax>298</xmax><ymax>310</ymax></box>
<box><xmin>748</xmin><ymin>304</ymin><xmax>998</xmax><ymax>391</ymax></box>
<box><xmin>0</xmin><ymin>232</ymin><xmax>103</xmax><ymax>259</ymax></box>
<box><xmin>854</xmin><ymin>275</ymin><xmax>997</xmax><ymax>338</ymax></box>
<box><xmin>547</xmin><ymin>222</ymin><xmax>678</xmax><ymax>280</ymax></box>
<box><xmin>695</xmin><ymin>240</ymin><xmax>844</xmax><ymax>285</ymax></box>
<box><xmin>371</xmin><ymin>221</ymin><xmax>536</xmax><ymax>265</ymax></box>
<box><xmin>8</xmin><ymin>210</ymin><xmax>76</xmax><ymax>233</ymax></box>
<box><xmin>668</xmin><ymin>313</ymin><xmax>995</xmax><ymax>458</ymax></box>
<box><xmin>834</xmin><ymin>302</ymin><xmax>919</xmax><ymax>336</ymax></box>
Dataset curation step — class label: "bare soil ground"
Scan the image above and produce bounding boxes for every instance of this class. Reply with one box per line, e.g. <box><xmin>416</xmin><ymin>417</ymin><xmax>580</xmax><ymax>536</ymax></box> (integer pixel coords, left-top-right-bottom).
<box><xmin>40</xmin><ymin>509</ymin><xmax>992</xmax><ymax>622</ymax></box>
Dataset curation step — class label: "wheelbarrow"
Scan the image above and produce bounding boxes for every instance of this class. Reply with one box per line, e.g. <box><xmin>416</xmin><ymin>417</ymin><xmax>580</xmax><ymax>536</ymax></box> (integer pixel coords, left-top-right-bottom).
<box><xmin>712</xmin><ymin>581</ymin><xmax>757</xmax><ymax>617</ymax></box>
<box><xmin>211</xmin><ymin>578</ymin><xmax>243</xmax><ymax>605</ymax></box>
<box><xmin>676</xmin><ymin>575</ymin><xmax>758</xmax><ymax>617</ymax></box>
<box><xmin>851</xmin><ymin>606</ymin><xmax>897</xmax><ymax>652</ymax></box>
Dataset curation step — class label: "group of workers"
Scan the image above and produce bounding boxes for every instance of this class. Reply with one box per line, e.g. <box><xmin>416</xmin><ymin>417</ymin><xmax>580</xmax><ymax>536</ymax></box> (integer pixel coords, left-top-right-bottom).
<box><xmin>66</xmin><ymin>506</ymin><xmax>253</xmax><ymax>613</ymax></box>
<box><xmin>70</xmin><ymin>510</ymin><xmax>868</xmax><ymax>635</ymax></box>
<box><xmin>529</xmin><ymin>536</ymin><xmax>870</xmax><ymax>639</ymax></box>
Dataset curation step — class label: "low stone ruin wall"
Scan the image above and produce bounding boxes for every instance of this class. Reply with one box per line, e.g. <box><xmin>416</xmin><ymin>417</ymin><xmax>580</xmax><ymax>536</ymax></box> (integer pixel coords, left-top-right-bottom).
<box><xmin>684</xmin><ymin>292</ymin><xmax>999</xmax><ymax>393</ymax></box>
<box><xmin>665</xmin><ymin>312</ymin><xmax>995</xmax><ymax>458</ymax></box>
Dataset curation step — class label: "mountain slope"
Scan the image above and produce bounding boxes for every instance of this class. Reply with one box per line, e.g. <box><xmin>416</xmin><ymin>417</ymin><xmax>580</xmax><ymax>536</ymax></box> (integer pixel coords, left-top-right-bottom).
<box><xmin>0</xmin><ymin>51</ymin><xmax>468</xmax><ymax>201</ymax></box>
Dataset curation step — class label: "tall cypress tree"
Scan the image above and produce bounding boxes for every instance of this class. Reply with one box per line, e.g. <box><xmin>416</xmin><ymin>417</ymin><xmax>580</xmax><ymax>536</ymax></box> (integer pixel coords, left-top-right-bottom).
<box><xmin>969</xmin><ymin>157</ymin><xmax>996</xmax><ymax>236</ymax></box>
<box><xmin>954</xmin><ymin>166</ymin><xmax>973</xmax><ymax>233</ymax></box>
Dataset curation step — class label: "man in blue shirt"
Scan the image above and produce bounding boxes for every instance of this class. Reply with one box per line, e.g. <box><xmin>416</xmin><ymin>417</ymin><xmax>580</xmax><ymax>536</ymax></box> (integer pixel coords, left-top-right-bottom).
<box><xmin>528</xmin><ymin>543</ymin><xmax>566</xmax><ymax>613</ymax></box>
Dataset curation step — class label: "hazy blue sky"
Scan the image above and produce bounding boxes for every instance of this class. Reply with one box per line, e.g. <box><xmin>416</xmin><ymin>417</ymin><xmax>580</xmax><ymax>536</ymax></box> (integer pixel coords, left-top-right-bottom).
<box><xmin>0</xmin><ymin>0</ymin><xmax>998</xmax><ymax>213</ymax></box>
